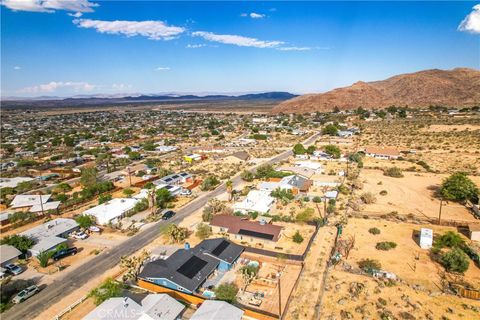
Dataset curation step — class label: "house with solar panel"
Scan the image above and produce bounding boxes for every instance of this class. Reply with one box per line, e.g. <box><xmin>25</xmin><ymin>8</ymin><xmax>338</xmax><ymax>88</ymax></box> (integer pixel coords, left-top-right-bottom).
<box><xmin>138</xmin><ymin>239</ymin><xmax>243</xmax><ymax>294</ymax></box>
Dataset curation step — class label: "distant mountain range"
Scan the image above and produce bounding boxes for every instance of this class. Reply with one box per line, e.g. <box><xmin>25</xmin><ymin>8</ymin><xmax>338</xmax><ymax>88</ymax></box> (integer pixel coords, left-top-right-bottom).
<box><xmin>273</xmin><ymin>68</ymin><xmax>480</xmax><ymax>113</ymax></box>
<box><xmin>1</xmin><ymin>92</ymin><xmax>297</xmax><ymax>108</ymax></box>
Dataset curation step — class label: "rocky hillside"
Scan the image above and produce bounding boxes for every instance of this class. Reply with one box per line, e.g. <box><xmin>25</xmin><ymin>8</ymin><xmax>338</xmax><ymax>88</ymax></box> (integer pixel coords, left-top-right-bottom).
<box><xmin>273</xmin><ymin>68</ymin><xmax>480</xmax><ymax>113</ymax></box>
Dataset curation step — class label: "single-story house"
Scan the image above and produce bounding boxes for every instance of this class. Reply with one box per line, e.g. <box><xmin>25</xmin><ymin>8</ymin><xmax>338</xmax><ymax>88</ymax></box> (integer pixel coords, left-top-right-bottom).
<box><xmin>364</xmin><ymin>147</ymin><xmax>400</xmax><ymax>160</ymax></box>
<box><xmin>0</xmin><ymin>177</ymin><xmax>34</xmax><ymax>189</ymax></box>
<box><xmin>468</xmin><ymin>224</ymin><xmax>480</xmax><ymax>241</ymax></box>
<box><xmin>29</xmin><ymin>201</ymin><xmax>61</xmax><ymax>213</ymax></box>
<box><xmin>224</xmin><ymin>151</ymin><xmax>250</xmax><ymax>163</ymax></box>
<box><xmin>294</xmin><ymin>161</ymin><xmax>323</xmax><ymax>173</ymax></box>
<box><xmin>260</xmin><ymin>175</ymin><xmax>312</xmax><ymax>194</ymax></box>
<box><xmin>184</xmin><ymin>154</ymin><xmax>202</xmax><ymax>162</ymax></box>
<box><xmin>232</xmin><ymin>190</ymin><xmax>275</xmax><ymax>214</ymax></box>
<box><xmin>277</xmin><ymin>166</ymin><xmax>315</xmax><ymax>179</ymax></box>
<box><xmin>139</xmin><ymin>239</ymin><xmax>243</xmax><ymax>294</ymax></box>
<box><xmin>0</xmin><ymin>245</ymin><xmax>22</xmax><ymax>267</ymax></box>
<box><xmin>19</xmin><ymin>218</ymin><xmax>79</xmax><ymax>256</ymax></box>
<box><xmin>210</xmin><ymin>214</ymin><xmax>283</xmax><ymax>243</ymax></box>
<box><xmin>324</xmin><ymin>190</ymin><xmax>339</xmax><ymax>200</ymax></box>
<box><xmin>337</xmin><ymin>130</ymin><xmax>354</xmax><ymax>138</ymax></box>
<box><xmin>10</xmin><ymin>194</ymin><xmax>52</xmax><ymax>210</ymax></box>
<box><xmin>83</xmin><ymin>198</ymin><xmax>139</xmax><ymax>225</ymax></box>
<box><xmin>155</xmin><ymin>145</ymin><xmax>178</xmax><ymax>153</ymax></box>
<box><xmin>155</xmin><ymin>172</ymin><xmax>192</xmax><ymax>185</ymax></box>
<box><xmin>190</xmin><ymin>301</ymin><xmax>244</xmax><ymax>320</ymax></box>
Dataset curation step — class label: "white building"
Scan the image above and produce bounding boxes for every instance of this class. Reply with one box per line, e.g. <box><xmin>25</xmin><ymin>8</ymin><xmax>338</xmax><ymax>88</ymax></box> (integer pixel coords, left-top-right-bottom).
<box><xmin>19</xmin><ymin>218</ymin><xmax>79</xmax><ymax>256</ymax></box>
<box><xmin>10</xmin><ymin>194</ymin><xmax>51</xmax><ymax>209</ymax></box>
<box><xmin>155</xmin><ymin>145</ymin><xmax>178</xmax><ymax>153</ymax></box>
<box><xmin>191</xmin><ymin>301</ymin><xmax>243</xmax><ymax>320</ymax></box>
<box><xmin>83</xmin><ymin>294</ymin><xmax>185</xmax><ymax>320</ymax></box>
<box><xmin>233</xmin><ymin>190</ymin><xmax>275</xmax><ymax>214</ymax></box>
<box><xmin>83</xmin><ymin>198</ymin><xmax>139</xmax><ymax>225</ymax></box>
<box><xmin>0</xmin><ymin>177</ymin><xmax>34</xmax><ymax>189</ymax></box>
<box><xmin>419</xmin><ymin>228</ymin><xmax>433</xmax><ymax>249</ymax></box>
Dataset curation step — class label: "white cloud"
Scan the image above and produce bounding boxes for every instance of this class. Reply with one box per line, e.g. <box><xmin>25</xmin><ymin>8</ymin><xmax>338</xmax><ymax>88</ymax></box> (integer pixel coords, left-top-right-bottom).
<box><xmin>458</xmin><ymin>4</ymin><xmax>480</xmax><ymax>34</ymax></box>
<box><xmin>186</xmin><ymin>44</ymin><xmax>206</xmax><ymax>49</ymax></box>
<box><xmin>18</xmin><ymin>81</ymin><xmax>95</xmax><ymax>93</ymax></box>
<box><xmin>68</xmin><ymin>12</ymin><xmax>83</xmax><ymax>18</ymax></box>
<box><xmin>1</xmin><ymin>0</ymin><xmax>98</xmax><ymax>13</ymax></box>
<box><xmin>249</xmin><ymin>12</ymin><xmax>265</xmax><ymax>19</ymax></box>
<box><xmin>192</xmin><ymin>31</ymin><xmax>283</xmax><ymax>48</ymax></box>
<box><xmin>13</xmin><ymin>66</ymin><xmax>22</xmax><ymax>70</ymax></box>
<box><xmin>155</xmin><ymin>67</ymin><xmax>170</xmax><ymax>71</ymax></box>
<box><xmin>73</xmin><ymin>19</ymin><xmax>185</xmax><ymax>40</ymax></box>
<box><xmin>241</xmin><ymin>12</ymin><xmax>266</xmax><ymax>19</ymax></box>
<box><xmin>277</xmin><ymin>46</ymin><xmax>311</xmax><ymax>51</ymax></box>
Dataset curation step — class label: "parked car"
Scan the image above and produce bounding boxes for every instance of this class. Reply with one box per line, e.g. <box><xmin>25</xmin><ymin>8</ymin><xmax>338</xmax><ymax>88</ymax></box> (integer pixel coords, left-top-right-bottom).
<box><xmin>71</xmin><ymin>231</ymin><xmax>88</xmax><ymax>240</ymax></box>
<box><xmin>4</xmin><ymin>263</ymin><xmax>24</xmax><ymax>276</ymax></box>
<box><xmin>161</xmin><ymin>210</ymin><xmax>176</xmax><ymax>220</ymax></box>
<box><xmin>12</xmin><ymin>285</ymin><xmax>40</xmax><ymax>304</ymax></box>
<box><xmin>179</xmin><ymin>189</ymin><xmax>192</xmax><ymax>196</ymax></box>
<box><xmin>88</xmin><ymin>225</ymin><xmax>101</xmax><ymax>233</ymax></box>
<box><xmin>52</xmin><ymin>247</ymin><xmax>78</xmax><ymax>261</ymax></box>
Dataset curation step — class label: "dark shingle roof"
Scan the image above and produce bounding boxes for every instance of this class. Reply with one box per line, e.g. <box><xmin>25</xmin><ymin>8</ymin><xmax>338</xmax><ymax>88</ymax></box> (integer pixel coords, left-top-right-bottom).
<box><xmin>139</xmin><ymin>249</ymin><xmax>219</xmax><ymax>292</ymax></box>
<box><xmin>195</xmin><ymin>238</ymin><xmax>244</xmax><ymax>264</ymax></box>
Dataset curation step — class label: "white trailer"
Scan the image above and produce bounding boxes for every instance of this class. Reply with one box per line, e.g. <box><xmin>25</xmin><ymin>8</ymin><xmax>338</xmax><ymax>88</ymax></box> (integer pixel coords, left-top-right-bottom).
<box><xmin>419</xmin><ymin>228</ymin><xmax>433</xmax><ymax>249</ymax></box>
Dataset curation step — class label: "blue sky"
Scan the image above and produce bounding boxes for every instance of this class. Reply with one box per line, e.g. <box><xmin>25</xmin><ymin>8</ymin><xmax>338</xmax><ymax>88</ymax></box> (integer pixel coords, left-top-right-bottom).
<box><xmin>1</xmin><ymin>1</ymin><xmax>479</xmax><ymax>97</ymax></box>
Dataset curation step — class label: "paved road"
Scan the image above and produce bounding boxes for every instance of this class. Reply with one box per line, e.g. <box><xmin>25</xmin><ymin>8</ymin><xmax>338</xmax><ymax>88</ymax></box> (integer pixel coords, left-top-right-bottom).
<box><xmin>2</xmin><ymin>132</ymin><xmax>320</xmax><ymax>320</ymax></box>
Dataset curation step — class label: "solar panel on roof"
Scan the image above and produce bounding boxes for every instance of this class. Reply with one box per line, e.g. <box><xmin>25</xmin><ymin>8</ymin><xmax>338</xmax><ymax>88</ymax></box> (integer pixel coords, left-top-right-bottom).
<box><xmin>238</xmin><ymin>229</ymin><xmax>274</xmax><ymax>240</ymax></box>
<box><xmin>211</xmin><ymin>240</ymin><xmax>230</xmax><ymax>256</ymax></box>
<box><xmin>180</xmin><ymin>173</ymin><xmax>188</xmax><ymax>176</ymax></box>
<box><xmin>177</xmin><ymin>256</ymin><xmax>208</xmax><ymax>279</ymax></box>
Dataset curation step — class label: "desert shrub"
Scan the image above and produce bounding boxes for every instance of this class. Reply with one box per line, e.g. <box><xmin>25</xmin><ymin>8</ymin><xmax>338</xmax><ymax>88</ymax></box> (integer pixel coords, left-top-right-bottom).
<box><xmin>88</xmin><ymin>278</ymin><xmax>123</xmax><ymax>306</ymax></box>
<box><xmin>376</xmin><ymin>241</ymin><xmax>397</xmax><ymax>251</ymax></box>
<box><xmin>200</xmin><ymin>176</ymin><xmax>220</xmax><ymax>191</ymax></box>
<box><xmin>322</xmin><ymin>124</ymin><xmax>338</xmax><ymax>136</ymax></box>
<box><xmin>383</xmin><ymin>167</ymin><xmax>404</xmax><ymax>178</ymax></box>
<box><xmin>440</xmin><ymin>248</ymin><xmax>470</xmax><ymax>273</ymax></box>
<box><xmin>214</xmin><ymin>283</ymin><xmax>238</xmax><ymax>303</ymax></box>
<box><xmin>195</xmin><ymin>223</ymin><xmax>212</xmax><ymax>240</ymax></box>
<box><xmin>379</xmin><ymin>190</ymin><xmax>388</xmax><ymax>196</ymax></box>
<box><xmin>337</xmin><ymin>184</ymin><xmax>350</xmax><ymax>195</ymax></box>
<box><xmin>434</xmin><ymin>231</ymin><xmax>465</xmax><ymax>249</ymax></box>
<box><xmin>296</xmin><ymin>207</ymin><xmax>314</xmax><ymax>223</ymax></box>
<box><xmin>360</xmin><ymin>192</ymin><xmax>377</xmax><ymax>204</ymax></box>
<box><xmin>369</xmin><ymin>227</ymin><xmax>381</xmax><ymax>235</ymax></box>
<box><xmin>240</xmin><ymin>170</ymin><xmax>254</xmax><ymax>182</ymax></box>
<box><xmin>292</xmin><ymin>230</ymin><xmax>304</xmax><ymax>243</ymax></box>
<box><xmin>358</xmin><ymin>258</ymin><xmax>381</xmax><ymax>271</ymax></box>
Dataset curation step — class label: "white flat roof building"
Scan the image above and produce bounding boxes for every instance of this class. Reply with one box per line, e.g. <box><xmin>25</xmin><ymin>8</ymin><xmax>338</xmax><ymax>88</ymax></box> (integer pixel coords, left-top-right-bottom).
<box><xmin>29</xmin><ymin>201</ymin><xmax>61</xmax><ymax>213</ymax></box>
<box><xmin>10</xmin><ymin>194</ymin><xmax>51</xmax><ymax>209</ymax></box>
<box><xmin>19</xmin><ymin>218</ymin><xmax>78</xmax><ymax>256</ymax></box>
<box><xmin>419</xmin><ymin>228</ymin><xmax>433</xmax><ymax>249</ymax></box>
<box><xmin>83</xmin><ymin>297</ymin><xmax>142</xmax><ymax>320</ymax></box>
<box><xmin>190</xmin><ymin>301</ymin><xmax>243</xmax><ymax>320</ymax></box>
<box><xmin>83</xmin><ymin>198</ymin><xmax>139</xmax><ymax>225</ymax></box>
<box><xmin>233</xmin><ymin>190</ymin><xmax>275</xmax><ymax>214</ymax></box>
<box><xmin>0</xmin><ymin>177</ymin><xmax>34</xmax><ymax>189</ymax></box>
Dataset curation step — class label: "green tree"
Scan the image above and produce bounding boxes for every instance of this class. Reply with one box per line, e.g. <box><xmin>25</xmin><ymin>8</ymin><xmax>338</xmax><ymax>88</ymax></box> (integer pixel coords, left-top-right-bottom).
<box><xmin>195</xmin><ymin>223</ymin><xmax>212</xmax><ymax>240</ymax></box>
<box><xmin>434</xmin><ymin>231</ymin><xmax>465</xmax><ymax>249</ymax></box>
<box><xmin>80</xmin><ymin>167</ymin><xmax>98</xmax><ymax>188</ymax></box>
<box><xmin>200</xmin><ymin>176</ymin><xmax>220</xmax><ymax>191</ymax></box>
<box><xmin>0</xmin><ymin>235</ymin><xmax>34</xmax><ymax>254</ymax></box>
<box><xmin>322</xmin><ymin>124</ymin><xmax>338</xmax><ymax>136</ymax></box>
<box><xmin>128</xmin><ymin>151</ymin><xmax>142</xmax><ymax>160</ymax></box>
<box><xmin>214</xmin><ymin>283</ymin><xmax>238</xmax><ymax>303</ymax></box>
<box><xmin>440</xmin><ymin>172</ymin><xmax>479</xmax><ymax>202</ymax></box>
<box><xmin>293</xmin><ymin>143</ymin><xmax>307</xmax><ymax>155</ymax></box>
<box><xmin>123</xmin><ymin>188</ymin><xmax>135</xmax><ymax>198</ymax></box>
<box><xmin>306</xmin><ymin>145</ymin><xmax>316</xmax><ymax>155</ymax></box>
<box><xmin>324</xmin><ymin>145</ymin><xmax>341</xmax><ymax>159</ymax></box>
<box><xmin>383</xmin><ymin>167</ymin><xmax>404</xmax><ymax>178</ymax></box>
<box><xmin>75</xmin><ymin>215</ymin><xmax>96</xmax><ymax>229</ymax></box>
<box><xmin>98</xmin><ymin>194</ymin><xmax>112</xmax><ymax>204</ymax></box>
<box><xmin>440</xmin><ymin>248</ymin><xmax>470</xmax><ymax>273</ymax></box>
<box><xmin>156</xmin><ymin>188</ymin><xmax>173</xmax><ymax>209</ymax></box>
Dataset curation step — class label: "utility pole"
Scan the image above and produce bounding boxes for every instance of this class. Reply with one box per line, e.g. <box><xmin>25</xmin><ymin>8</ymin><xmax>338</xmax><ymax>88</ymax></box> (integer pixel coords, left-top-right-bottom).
<box><xmin>438</xmin><ymin>198</ymin><xmax>443</xmax><ymax>225</ymax></box>
<box><xmin>39</xmin><ymin>192</ymin><xmax>44</xmax><ymax>216</ymax></box>
<box><xmin>127</xmin><ymin>166</ymin><xmax>132</xmax><ymax>187</ymax></box>
<box><xmin>278</xmin><ymin>275</ymin><xmax>282</xmax><ymax>319</ymax></box>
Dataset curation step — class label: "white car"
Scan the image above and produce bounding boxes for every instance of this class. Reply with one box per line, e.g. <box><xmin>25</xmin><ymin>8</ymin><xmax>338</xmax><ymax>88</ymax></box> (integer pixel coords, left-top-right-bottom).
<box><xmin>179</xmin><ymin>189</ymin><xmax>192</xmax><ymax>196</ymax></box>
<box><xmin>12</xmin><ymin>285</ymin><xmax>40</xmax><ymax>304</ymax></box>
<box><xmin>88</xmin><ymin>225</ymin><xmax>101</xmax><ymax>233</ymax></box>
<box><xmin>71</xmin><ymin>231</ymin><xmax>88</xmax><ymax>240</ymax></box>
